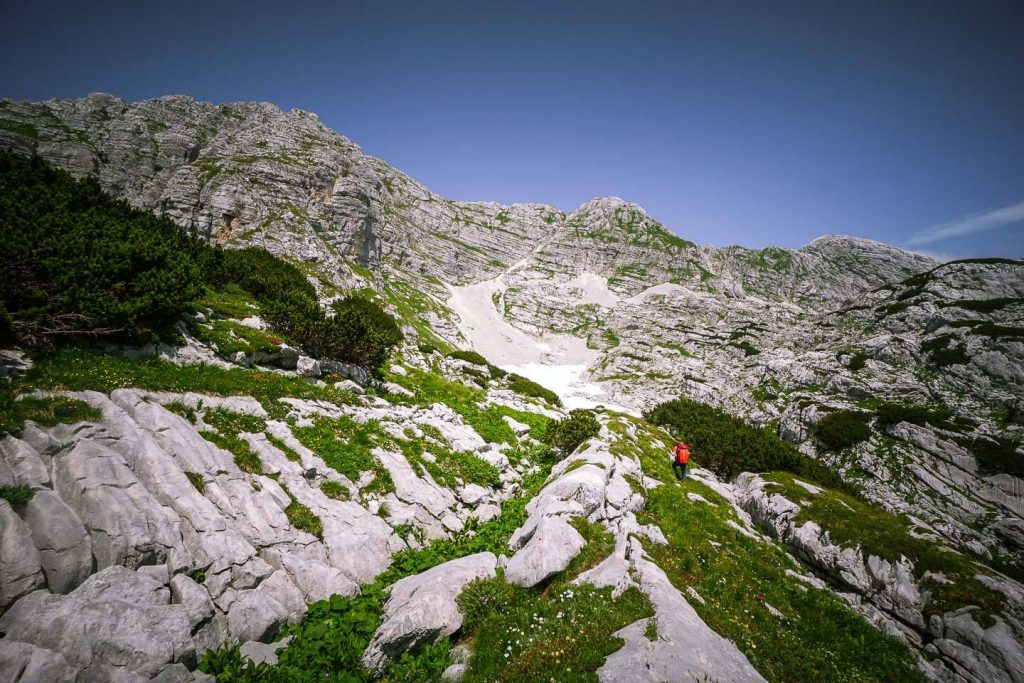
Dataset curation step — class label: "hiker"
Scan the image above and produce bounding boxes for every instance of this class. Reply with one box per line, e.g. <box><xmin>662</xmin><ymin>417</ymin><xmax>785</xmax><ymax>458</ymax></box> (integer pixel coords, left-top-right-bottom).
<box><xmin>672</xmin><ymin>441</ymin><xmax>690</xmax><ymax>481</ymax></box>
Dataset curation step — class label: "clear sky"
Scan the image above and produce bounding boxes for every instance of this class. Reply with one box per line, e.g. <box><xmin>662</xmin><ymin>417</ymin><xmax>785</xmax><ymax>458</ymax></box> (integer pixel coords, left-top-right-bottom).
<box><xmin>2</xmin><ymin>0</ymin><xmax>1022</xmax><ymax>259</ymax></box>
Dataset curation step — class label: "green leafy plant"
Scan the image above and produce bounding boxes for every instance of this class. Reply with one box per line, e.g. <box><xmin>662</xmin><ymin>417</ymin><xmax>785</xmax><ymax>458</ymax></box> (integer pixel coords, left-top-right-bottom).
<box><xmin>815</xmin><ymin>410</ymin><xmax>872</xmax><ymax>451</ymax></box>
<box><xmin>545</xmin><ymin>409</ymin><xmax>600</xmax><ymax>456</ymax></box>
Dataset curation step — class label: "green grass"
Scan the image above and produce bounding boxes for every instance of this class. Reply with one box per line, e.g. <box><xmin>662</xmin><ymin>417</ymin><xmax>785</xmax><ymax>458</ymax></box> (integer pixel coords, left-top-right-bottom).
<box><xmin>0</xmin><ymin>390</ymin><xmax>102</xmax><ymax>436</ymax></box>
<box><xmin>200</xmin><ymin>431</ymin><xmax>262</xmax><ymax>474</ymax></box>
<box><xmin>190</xmin><ymin>319</ymin><xmax>283</xmax><ymax>356</ymax></box>
<box><xmin>319</xmin><ymin>480</ymin><xmax>349</xmax><ymax>500</ymax></box>
<box><xmin>292</xmin><ymin>416</ymin><xmax>394</xmax><ymax>495</ymax></box>
<box><xmin>386</xmin><ymin>368</ymin><xmax>550</xmax><ymax>445</ymax></box>
<box><xmin>454</xmin><ymin>516</ymin><xmax>651</xmax><ymax>682</ymax></box>
<box><xmin>23</xmin><ymin>349</ymin><xmax>356</xmax><ymax>419</ymax></box>
<box><xmin>163</xmin><ymin>400</ymin><xmax>197</xmax><ymax>423</ymax></box>
<box><xmin>199</xmin><ymin>466</ymin><xmax>555</xmax><ymax>681</ymax></box>
<box><xmin>763</xmin><ymin>472</ymin><xmax>1006</xmax><ymax>620</ymax></box>
<box><xmin>265</xmin><ymin>434</ymin><xmax>302</xmax><ymax>463</ymax></box>
<box><xmin>203</xmin><ymin>408</ymin><xmax>267</xmax><ymax>434</ymax></box>
<box><xmin>637</xmin><ymin>471</ymin><xmax>926</xmax><ymax>682</ymax></box>
<box><xmin>196</xmin><ymin>284</ymin><xmax>260</xmax><ymax>319</ymax></box>
<box><xmin>184</xmin><ymin>471</ymin><xmax>205</xmax><ymax>494</ymax></box>
<box><xmin>280</xmin><ymin>482</ymin><xmax>323</xmax><ymax>540</ymax></box>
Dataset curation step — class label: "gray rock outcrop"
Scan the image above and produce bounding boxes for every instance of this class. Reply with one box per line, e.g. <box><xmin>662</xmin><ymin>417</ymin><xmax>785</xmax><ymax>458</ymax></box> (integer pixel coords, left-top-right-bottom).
<box><xmin>362</xmin><ymin>552</ymin><xmax>498</xmax><ymax>673</ymax></box>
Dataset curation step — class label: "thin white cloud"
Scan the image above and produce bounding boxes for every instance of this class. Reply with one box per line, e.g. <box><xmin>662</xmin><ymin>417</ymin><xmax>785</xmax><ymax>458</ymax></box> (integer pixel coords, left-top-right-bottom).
<box><xmin>907</xmin><ymin>200</ymin><xmax>1024</xmax><ymax>246</ymax></box>
<box><xmin>907</xmin><ymin>248</ymin><xmax>955</xmax><ymax>263</ymax></box>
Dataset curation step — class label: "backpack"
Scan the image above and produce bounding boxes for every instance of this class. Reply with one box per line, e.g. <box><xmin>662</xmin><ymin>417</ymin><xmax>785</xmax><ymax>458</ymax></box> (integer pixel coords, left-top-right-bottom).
<box><xmin>674</xmin><ymin>443</ymin><xmax>690</xmax><ymax>464</ymax></box>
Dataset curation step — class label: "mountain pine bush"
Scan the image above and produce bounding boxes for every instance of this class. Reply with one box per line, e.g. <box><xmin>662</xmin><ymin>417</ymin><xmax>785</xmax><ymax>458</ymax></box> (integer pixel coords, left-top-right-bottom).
<box><xmin>0</xmin><ymin>151</ymin><xmax>203</xmax><ymax>347</ymax></box>
<box><xmin>815</xmin><ymin>410</ymin><xmax>872</xmax><ymax>451</ymax></box>
<box><xmin>0</xmin><ymin>151</ymin><xmax>402</xmax><ymax>370</ymax></box>
<box><xmin>645</xmin><ymin>396</ymin><xmax>856</xmax><ymax>494</ymax></box>
<box><xmin>545</xmin><ymin>409</ymin><xmax>600</xmax><ymax>455</ymax></box>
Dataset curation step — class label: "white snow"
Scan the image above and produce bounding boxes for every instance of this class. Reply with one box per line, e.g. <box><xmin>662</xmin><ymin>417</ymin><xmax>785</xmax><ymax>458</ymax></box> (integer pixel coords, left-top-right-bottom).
<box><xmin>563</xmin><ymin>272</ymin><xmax>621</xmax><ymax>308</ymax></box>
<box><xmin>447</xmin><ymin>272</ymin><xmax>635</xmax><ymax>414</ymax></box>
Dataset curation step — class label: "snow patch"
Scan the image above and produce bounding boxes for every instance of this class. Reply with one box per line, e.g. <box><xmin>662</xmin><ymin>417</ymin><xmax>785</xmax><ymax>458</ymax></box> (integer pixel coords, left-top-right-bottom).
<box><xmin>448</xmin><ymin>275</ymin><xmax>634</xmax><ymax>414</ymax></box>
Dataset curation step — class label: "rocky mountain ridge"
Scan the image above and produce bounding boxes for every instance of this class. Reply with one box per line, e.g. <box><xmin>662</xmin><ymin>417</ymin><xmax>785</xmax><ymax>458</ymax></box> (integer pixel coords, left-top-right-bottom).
<box><xmin>1</xmin><ymin>93</ymin><xmax>1022</xmax><ymax>682</ymax></box>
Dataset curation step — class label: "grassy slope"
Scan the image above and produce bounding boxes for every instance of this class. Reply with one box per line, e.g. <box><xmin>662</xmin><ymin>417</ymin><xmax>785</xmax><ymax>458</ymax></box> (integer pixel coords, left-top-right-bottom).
<box><xmin>609</xmin><ymin>417</ymin><xmax>926</xmax><ymax>683</ymax></box>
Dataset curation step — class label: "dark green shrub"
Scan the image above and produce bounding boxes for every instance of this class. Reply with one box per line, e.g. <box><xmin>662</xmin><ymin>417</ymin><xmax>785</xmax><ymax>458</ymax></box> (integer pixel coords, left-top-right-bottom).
<box><xmin>847</xmin><ymin>351</ymin><xmax>869</xmax><ymax>372</ymax></box>
<box><xmin>0</xmin><ymin>152</ymin><xmax>404</xmax><ymax>371</ymax></box>
<box><xmin>0</xmin><ymin>484</ymin><xmax>33</xmax><ymax>512</ymax></box>
<box><xmin>958</xmin><ymin>436</ymin><xmax>1023</xmax><ymax>477</ymax></box>
<box><xmin>0</xmin><ymin>151</ymin><xmax>203</xmax><ymax>347</ymax></box>
<box><xmin>644</xmin><ymin>396</ymin><xmax>857</xmax><ymax>494</ymax></box>
<box><xmin>921</xmin><ymin>334</ymin><xmax>969</xmax><ymax>367</ymax></box>
<box><xmin>508</xmin><ymin>373</ymin><xmax>562</xmax><ymax>407</ymax></box>
<box><xmin>448</xmin><ymin>349</ymin><xmax>488</xmax><ymax>366</ymax></box>
<box><xmin>317</xmin><ymin>295</ymin><xmax>403</xmax><ymax>369</ymax></box>
<box><xmin>545</xmin><ymin>409</ymin><xmax>600</xmax><ymax>455</ymax></box>
<box><xmin>930</xmin><ymin>346</ymin><xmax>970</xmax><ymax>367</ymax></box>
<box><xmin>875</xmin><ymin>402</ymin><xmax>961</xmax><ymax>431</ymax></box>
<box><xmin>815</xmin><ymin>410</ymin><xmax>872</xmax><ymax>451</ymax></box>
<box><xmin>729</xmin><ymin>340</ymin><xmax>761</xmax><ymax>356</ymax></box>
<box><xmin>417</xmin><ymin>343</ymin><xmax>438</xmax><ymax>356</ymax></box>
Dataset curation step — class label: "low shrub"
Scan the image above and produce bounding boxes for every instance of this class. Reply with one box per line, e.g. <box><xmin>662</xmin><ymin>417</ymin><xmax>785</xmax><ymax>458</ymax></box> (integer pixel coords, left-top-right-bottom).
<box><xmin>815</xmin><ymin>410</ymin><xmax>872</xmax><ymax>451</ymax></box>
<box><xmin>0</xmin><ymin>484</ymin><xmax>33</xmax><ymax>512</ymax></box>
<box><xmin>448</xmin><ymin>349</ymin><xmax>488</xmax><ymax>366</ymax></box>
<box><xmin>507</xmin><ymin>373</ymin><xmax>562</xmax><ymax>407</ymax></box>
<box><xmin>957</xmin><ymin>435</ymin><xmax>1023</xmax><ymax>477</ymax></box>
<box><xmin>875</xmin><ymin>402</ymin><xmax>961</xmax><ymax>432</ymax></box>
<box><xmin>847</xmin><ymin>351</ymin><xmax>869</xmax><ymax>372</ymax></box>
<box><xmin>644</xmin><ymin>396</ymin><xmax>857</xmax><ymax>495</ymax></box>
<box><xmin>545</xmin><ymin>409</ymin><xmax>600</xmax><ymax>455</ymax></box>
<box><xmin>0</xmin><ymin>152</ymin><xmax>403</xmax><ymax>371</ymax></box>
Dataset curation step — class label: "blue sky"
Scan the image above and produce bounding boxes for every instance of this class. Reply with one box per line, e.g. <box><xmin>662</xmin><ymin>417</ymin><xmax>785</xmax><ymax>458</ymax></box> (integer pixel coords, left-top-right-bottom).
<box><xmin>2</xmin><ymin>0</ymin><xmax>1022</xmax><ymax>258</ymax></box>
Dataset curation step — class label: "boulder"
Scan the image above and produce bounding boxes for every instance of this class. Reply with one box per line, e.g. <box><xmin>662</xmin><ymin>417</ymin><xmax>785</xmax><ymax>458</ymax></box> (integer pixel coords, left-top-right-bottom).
<box><xmin>51</xmin><ymin>439</ymin><xmax>182</xmax><ymax>570</ymax></box>
<box><xmin>0</xmin><ymin>640</ymin><xmax>76</xmax><ymax>682</ymax></box>
<box><xmin>296</xmin><ymin>356</ymin><xmax>321</xmax><ymax>378</ymax></box>
<box><xmin>0</xmin><ymin>499</ymin><xmax>45</xmax><ymax>609</ymax></box>
<box><xmin>169</xmin><ymin>573</ymin><xmax>214</xmax><ymax>628</ymax></box>
<box><xmin>504</xmin><ymin>516</ymin><xmax>585</xmax><ymax>587</ymax></box>
<box><xmin>0</xmin><ymin>566</ymin><xmax>195</xmax><ymax>679</ymax></box>
<box><xmin>0</xmin><ymin>435</ymin><xmax>51</xmax><ymax>488</ymax></box>
<box><xmin>222</xmin><ymin>570</ymin><xmax>306</xmax><ymax>643</ymax></box>
<box><xmin>24</xmin><ymin>490</ymin><xmax>92</xmax><ymax>594</ymax></box>
<box><xmin>362</xmin><ymin>552</ymin><xmax>497</xmax><ymax>673</ymax></box>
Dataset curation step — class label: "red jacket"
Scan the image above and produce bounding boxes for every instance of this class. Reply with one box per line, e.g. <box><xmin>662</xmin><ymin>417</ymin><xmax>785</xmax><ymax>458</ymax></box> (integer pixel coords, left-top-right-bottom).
<box><xmin>674</xmin><ymin>443</ymin><xmax>690</xmax><ymax>465</ymax></box>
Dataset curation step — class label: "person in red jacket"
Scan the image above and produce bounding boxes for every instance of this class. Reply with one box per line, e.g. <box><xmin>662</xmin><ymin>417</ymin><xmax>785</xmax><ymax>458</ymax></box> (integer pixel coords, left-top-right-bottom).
<box><xmin>672</xmin><ymin>441</ymin><xmax>690</xmax><ymax>481</ymax></box>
